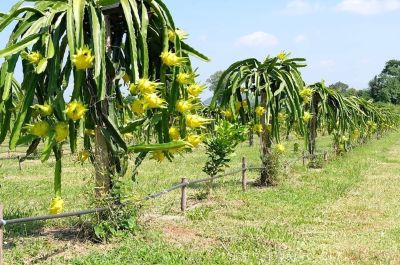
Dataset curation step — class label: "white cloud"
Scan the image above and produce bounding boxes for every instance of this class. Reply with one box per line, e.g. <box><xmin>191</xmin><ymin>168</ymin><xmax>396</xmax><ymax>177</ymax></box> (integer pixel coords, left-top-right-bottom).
<box><xmin>283</xmin><ymin>0</ymin><xmax>322</xmax><ymax>15</ymax></box>
<box><xmin>236</xmin><ymin>32</ymin><xmax>279</xmax><ymax>47</ymax></box>
<box><xmin>336</xmin><ymin>0</ymin><xmax>400</xmax><ymax>15</ymax></box>
<box><xmin>294</xmin><ymin>34</ymin><xmax>307</xmax><ymax>43</ymax></box>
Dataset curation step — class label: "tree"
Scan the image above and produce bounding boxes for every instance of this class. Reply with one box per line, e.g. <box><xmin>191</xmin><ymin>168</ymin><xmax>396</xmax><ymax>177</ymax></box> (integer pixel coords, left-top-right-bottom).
<box><xmin>356</xmin><ymin>89</ymin><xmax>372</xmax><ymax>100</ymax></box>
<box><xmin>206</xmin><ymin>70</ymin><xmax>224</xmax><ymax>92</ymax></box>
<box><xmin>205</xmin><ymin>70</ymin><xmax>227</xmax><ymax>104</ymax></box>
<box><xmin>369</xmin><ymin>60</ymin><xmax>400</xmax><ymax>104</ymax></box>
<box><xmin>303</xmin><ymin>82</ymin><xmax>364</xmax><ymax>161</ymax></box>
<box><xmin>203</xmin><ymin>120</ymin><xmax>246</xmax><ymax>177</ymax></box>
<box><xmin>329</xmin><ymin>81</ymin><xmax>361</xmax><ymax>97</ymax></box>
<box><xmin>329</xmin><ymin>81</ymin><xmax>349</xmax><ymax>94</ymax></box>
<box><xmin>211</xmin><ymin>53</ymin><xmax>306</xmax><ymax>186</ymax></box>
<box><xmin>0</xmin><ymin>0</ymin><xmax>209</xmax><ymax>213</ymax></box>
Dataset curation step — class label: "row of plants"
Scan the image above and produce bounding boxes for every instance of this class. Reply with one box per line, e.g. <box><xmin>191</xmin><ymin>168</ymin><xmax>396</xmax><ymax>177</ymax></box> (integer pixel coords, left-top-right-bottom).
<box><xmin>210</xmin><ymin>54</ymin><xmax>400</xmax><ymax>185</ymax></box>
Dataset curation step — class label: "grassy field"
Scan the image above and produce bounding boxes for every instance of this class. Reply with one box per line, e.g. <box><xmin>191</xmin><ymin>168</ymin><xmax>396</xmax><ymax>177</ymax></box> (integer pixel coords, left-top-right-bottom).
<box><xmin>1</xmin><ymin>131</ymin><xmax>400</xmax><ymax>264</ymax></box>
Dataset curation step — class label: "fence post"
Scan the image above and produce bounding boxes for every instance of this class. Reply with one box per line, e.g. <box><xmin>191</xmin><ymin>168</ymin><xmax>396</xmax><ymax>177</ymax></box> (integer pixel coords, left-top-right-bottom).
<box><xmin>324</xmin><ymin>151</ymin><xmax>328</xmax><ymax>161</ymax></box>
<box><xmin>17</xmin><ymin>156</ymin><xmax>22</xmax><ymax>171</ymax></box>
<box><xmin>208</xmin><ymin>175</ymin><xmax>214</xmax><ymax>193</ymax></box>
<box><xmin>0</xmin><ymin>204</ymin><xmax>3</xmax><ymax>265</ymax></box>
<box><xmin>180</xmin><ymin>178</ymin><xmax>188</xmax><ymax>212</ymax></box>
<box><xmin>302</xmin><ymin>151</ymin><xmax>306</xmax><ymax>166</ymax></box>
<box><xmin>241</xmin><ymin>157</ymin><xmax>247</xmax><ymax>192</ymax></box>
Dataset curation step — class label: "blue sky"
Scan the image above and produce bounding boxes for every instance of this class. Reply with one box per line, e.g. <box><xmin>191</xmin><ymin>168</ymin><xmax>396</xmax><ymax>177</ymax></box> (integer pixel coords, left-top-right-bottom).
<box><xmin>164</xmin><ymin>0</ymin><xmax>400</xmax><ymax>98</ymax></box>
<box><xmin>1</xmin><ymin>0</ymin><xmax>399</xmax><ymax>100</ymax></box>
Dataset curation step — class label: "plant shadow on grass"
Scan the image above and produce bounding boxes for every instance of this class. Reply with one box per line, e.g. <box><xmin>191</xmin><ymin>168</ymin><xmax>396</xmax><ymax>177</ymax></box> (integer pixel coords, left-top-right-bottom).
<box><xmin>17</xmin><ymin>223</ymin><xmax>97</xmax><ymax>264</ymax></box>
<box><xmin>29</xmin><ymin>246</ymin><xmax>70</xmax><ymax>264</ymax></box>
<box><xmin>4</xmin><ymin>208</ymin><xmax>97</xmax><ymax>249</ymax></box>
<box><xmin>3</xmin><ymin>208</ymin><xmax>45</xmax><ymax>237</ymax></box>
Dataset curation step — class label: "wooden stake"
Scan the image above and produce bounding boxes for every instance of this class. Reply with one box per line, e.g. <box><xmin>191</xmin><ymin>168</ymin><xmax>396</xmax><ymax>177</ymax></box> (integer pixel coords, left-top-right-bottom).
<box><xmin>324</xmin><ymin>151</ymin><xmax>328</xmax><ymax>161</ymax></box>
<box><xmin>302</xmin><ymin>151</ymin><xmax>306</xmax><ymax>166</ymax></box>
<box><xmin>208</xmin><ymin>175</ymin><xmax>214</xmax><ymax>193</ymax></box>
<box><xmin>0</xmin><ymin>204</ymin><xmax>3</xmax><ymax>265</ymax></box>
<box><xmin>180</xmin><ymin>178</ymin><xmax>188</xmax><ymax>212</ymax></box>
<box><xmin>17</xmin><ymin>156</ymin><xmax>22</xmax><ymax>171</ymax></box>
<box><xmin>241</xmin><ymin>157</ymin><xmax>247</xmax><ymax>192</ymax></box>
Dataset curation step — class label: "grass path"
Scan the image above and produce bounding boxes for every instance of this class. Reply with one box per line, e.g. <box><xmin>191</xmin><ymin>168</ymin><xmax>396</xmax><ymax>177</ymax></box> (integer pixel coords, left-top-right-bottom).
<box><xmin>305</xmin><ymin>137</ymin><xmax>400</xmax><ymax>263</ymax></box>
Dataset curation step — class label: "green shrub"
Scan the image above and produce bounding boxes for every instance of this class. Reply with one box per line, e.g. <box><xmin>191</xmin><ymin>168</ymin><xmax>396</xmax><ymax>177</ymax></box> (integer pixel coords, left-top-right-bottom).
<box><xmin>202</xmin><ymin>121</ymin><xmax>247</xmax><ymax>177</ymax></box>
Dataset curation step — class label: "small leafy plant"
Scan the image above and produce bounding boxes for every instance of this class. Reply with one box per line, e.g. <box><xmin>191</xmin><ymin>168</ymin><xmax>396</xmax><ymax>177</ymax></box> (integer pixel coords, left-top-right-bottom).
<box><xmin>186</xmin><ymin>206</ymin><xmax>212</xmax><ymax>221</ymax></box>
<box><xmin>203</xmin><ymin>121</ymin><xmax>247</xmax><ymax>177</ymax></box>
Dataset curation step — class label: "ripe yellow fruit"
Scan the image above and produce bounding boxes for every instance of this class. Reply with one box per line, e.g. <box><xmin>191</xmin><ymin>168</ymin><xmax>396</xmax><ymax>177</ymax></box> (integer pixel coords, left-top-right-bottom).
<box><xmin>143</xmin><ymin>93</ymin><xmax>166</xmax><ymax>109</ymax></box>
<box><xmin>30</xmin><ymin>121</ymin><xmax>50</xmax><ymax>137</ymax></box>
<box><xmin>169</xmin><ymin>127</ymin><xmax>180</xmax><ymax>140</ymax></box>
<box><xmin>151</xmin><ymin>151</ymin><xmax>165</xmax><ymax>162</ymax></box>
<box><xmin>299</xmin><ymin>87</ymin><xmax>314</xmax><ymax>104</ymax></box>
<box><xmin>27</xmin><ymin>51</ymin><xmax>42</xmax><ymax>65</ymax></box>
<box><xmin>135</xmin><ymin>79</ymin><xmax>162</xmax><ymax>94</ymax></box>
<box><xmin>168</xmin><ymin>28</ymin><xmax>188</xmax><ymax>41</ymax></box>
<box><xmin>277</xmin><ymin>51</ymin><xmax>287</xmax><ymax>61</ymax></box>
<box><xmin>254</xmin><ymin>124</ymin><xmax>263</xmax><ymax>133</ymax></box>
<box><xmin>49</xmin><ymin>196</ymin><xmax>64</xmax><ymax>215</ymax></box>
<box><xmin>303</xmin><ymin>111</ymin><xmax>313</xmax><ymax>123</ymax></box>
<box><xmin>222</xmin><ymin>110</ymin><xmax>233</xmax><ymax>119</ymax></box>
<box><xmin>275</xmin><ymin>144</ymin><xmax>286</xmax><ymax>154</ymax></box>
<box><xmin>255</xmin><ymin>106</ymin><xmax>266</xmax><ymax>117</ymax></box>
<box><xmin>32</xmin><ymin>103</ymin><xmax>53</xmax><ymax>116</ymax></box>
<box><xmin>185</xmin><ymin>114</ymin><xmax>212</xmax><ymax>128</ymax></box>
<box><xmin>72</xmin><ymin>46</ymin><xmax>95</xmax><ymax>70</ymax></box>
<box><xmin>55</xmin><ymin>122</ymin><xmax>69</xmax><ymax>142</ymax></box>
<box><xmin>299</xmin><ymin>87</ymin><xmax>314</xmax><ymax>98</ymax></box>
<box><xmin>176</xmin><ymin>100</ymin><xmax>193</xmax><ymax>113</ymax></box>
<box><xmin>176</xmin><ymin>72</ymin><xmax>194</xmax><ymax>85</ymax></box>
<box><xmin>129</xmin><ymin>83</ymin><xmax>138</xmax><ymax>95</ymax></box>
<box><xmin>187</xmin><ymin>134</ymin><xmax>202</xmax><ymax>147</ymax></box>
<box><xmin>65</xmin><ymin>101</ymin><xmax>87</xmax><ymax>121</ymax></box>
<box><xmin>160</xmin><ymin>51</ymin><xmax>186</xmax><ymax>67</ymax></box>
<box><xmin>187</xmin><ymin>84</ymin><xmax>205</xmax><ymax>97</ymax></box>
<box><xmin>131</xmin><ymin>100</ymin><xmax>146</xmax><ymax>115</ymax></box>
<box><xmin>78</xmin><ymin>150</ymin><xmax>90</xmax><ymax>163</ymax></box>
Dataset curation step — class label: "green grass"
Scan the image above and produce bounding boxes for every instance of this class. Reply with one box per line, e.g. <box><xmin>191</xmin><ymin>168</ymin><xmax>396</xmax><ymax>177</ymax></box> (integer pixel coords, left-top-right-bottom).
<box><xmin>1</xmin><ymin>132</ymin><xmax>400</xmax><ymax>264</ymax></box>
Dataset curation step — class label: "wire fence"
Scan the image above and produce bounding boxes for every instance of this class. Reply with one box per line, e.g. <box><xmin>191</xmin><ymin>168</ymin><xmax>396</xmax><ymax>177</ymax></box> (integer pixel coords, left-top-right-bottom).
<box><xmin>0</xmin><ymin>157</ymin><xmax>270</xmax><ymax>262</ymax></box>
<box><xmin>0</xmin><ymin>132</ymin><xmax>389</xmax><ymax>236</ymax></box>
<box><xmin>0</xmin><ymin>150</ymin><xmax>330</xmax><ymax>228</ymax></box>
<box><xmin>0</xmin><ymin>150</ymin><xmax>74</xmax><ymax>162</ymax></box>
<box><xmin>0</xmin><ymin>164</ymin><xmax>264</xmax><ymax>228</ymax></box>
<box><xmin>0</xmin><ymin>145</ymin><xmax>359</xmax><ymax>263</ymax></box>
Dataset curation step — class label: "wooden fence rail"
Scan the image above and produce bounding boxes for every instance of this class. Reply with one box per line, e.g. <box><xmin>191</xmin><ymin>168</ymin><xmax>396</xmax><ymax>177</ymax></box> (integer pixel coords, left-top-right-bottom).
<box><xmin>0</xmin><ymin>151</ymin><xmax>333</xmax><ymax>264</ymax></box>
<box><xmin>0</xmin><ymin>156</ymin><xmax>271</xmax><ymax>264</ymax></box>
